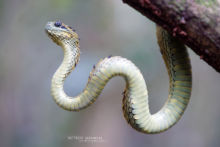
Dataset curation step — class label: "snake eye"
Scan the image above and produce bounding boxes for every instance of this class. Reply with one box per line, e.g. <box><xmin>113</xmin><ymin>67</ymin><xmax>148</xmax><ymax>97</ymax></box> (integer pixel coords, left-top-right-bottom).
<box><xmin>54</xmin><ymin>21</ymin><xmax>62</xmax><ymax>27</ymax></box>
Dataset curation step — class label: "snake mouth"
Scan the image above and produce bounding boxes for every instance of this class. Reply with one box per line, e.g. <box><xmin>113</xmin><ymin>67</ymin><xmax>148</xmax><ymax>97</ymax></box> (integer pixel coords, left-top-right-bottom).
<box><xmin>45</xmin><ymin>23</ymin><xmax>53</xmax><ymax>38</ymax></box>
<box><xmin>45</xmin><ymin>28</ymin><xmax>52</xmax><ymax>37</ymax></box>
<box><xmin>45</xmin><ymin>29</ymin><xmax>61</xmax><ymax>46</ymax></box>
<box><xmin>45</xmin><ymin>22</ymin><xmax>61</xmax><ymax>45</ymax></box>
<box><xmin>45</xmin><ymin>22</ymin><xmax>54</xmax><ymax>34</ymax></box>
<box><xmin>45</xmin><ymin>29</ymin><xmax>51</xmax><ymax>37</ymax></box>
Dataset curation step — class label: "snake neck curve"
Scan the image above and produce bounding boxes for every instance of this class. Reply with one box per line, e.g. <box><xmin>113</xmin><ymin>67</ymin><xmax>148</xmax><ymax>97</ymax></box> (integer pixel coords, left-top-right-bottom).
<box><xmin>51</xmin><ymin>42</ymin><xmax>81</xmax><ymax>109</ymax></box>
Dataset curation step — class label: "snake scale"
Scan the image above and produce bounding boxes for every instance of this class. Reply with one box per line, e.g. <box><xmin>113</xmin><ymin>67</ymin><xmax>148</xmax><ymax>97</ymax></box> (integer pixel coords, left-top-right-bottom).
<box><xmin>45</xmin><ymin>21</ymin><xmax>192</xmax><ymax>134</ymax></box>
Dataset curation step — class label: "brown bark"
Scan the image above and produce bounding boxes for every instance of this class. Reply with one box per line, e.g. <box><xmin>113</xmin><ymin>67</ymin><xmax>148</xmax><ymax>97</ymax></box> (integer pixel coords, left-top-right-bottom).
<box><xmin>123</xmin><ymin>0</ymin><xmax>220</xmax><ymax>72</ymax></box>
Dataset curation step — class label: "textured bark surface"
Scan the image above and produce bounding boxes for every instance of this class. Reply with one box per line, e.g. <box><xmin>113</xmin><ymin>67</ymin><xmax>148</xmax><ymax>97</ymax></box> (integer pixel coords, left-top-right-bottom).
<box><xmin>123</xmin><ymin>0</ymin><xmax>220</xmax><ymax>72</ymax></box>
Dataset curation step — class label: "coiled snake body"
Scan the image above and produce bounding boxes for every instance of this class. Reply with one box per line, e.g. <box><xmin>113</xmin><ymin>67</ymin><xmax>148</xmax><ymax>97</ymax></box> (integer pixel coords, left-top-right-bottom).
<box><xmin>45</xmin><ymin>21</ymin><xmax>192</xmax><ymax>134</ymax></box>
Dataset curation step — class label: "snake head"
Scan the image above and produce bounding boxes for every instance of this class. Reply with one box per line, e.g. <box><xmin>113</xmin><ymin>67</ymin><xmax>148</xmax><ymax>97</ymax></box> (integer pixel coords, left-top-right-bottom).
<box><xmin>45</xmin><ymin>21</ymin><xmax>79</xmax><ymax>46</ymax></box>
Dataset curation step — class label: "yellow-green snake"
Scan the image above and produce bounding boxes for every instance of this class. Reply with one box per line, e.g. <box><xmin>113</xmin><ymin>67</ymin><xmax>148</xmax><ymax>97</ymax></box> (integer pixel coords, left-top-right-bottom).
<box><xmin>45</xmin><ymin>21</ymin><xmax>192</xmax><ymax>134</ymax></box>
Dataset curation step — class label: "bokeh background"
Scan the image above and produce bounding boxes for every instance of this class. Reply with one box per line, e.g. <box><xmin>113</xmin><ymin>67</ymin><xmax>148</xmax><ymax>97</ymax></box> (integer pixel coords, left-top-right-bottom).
<box><xmin>0</xmin><ymin>0</ymin><xmax>220</xmax><ymax>147</ymax></box>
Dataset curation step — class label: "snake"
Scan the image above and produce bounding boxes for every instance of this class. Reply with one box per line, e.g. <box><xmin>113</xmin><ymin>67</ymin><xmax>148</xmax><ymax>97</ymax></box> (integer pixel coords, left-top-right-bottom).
<box><xmin>45</xmin><ymin>20</ymin><xmax>192</xmax><ymax>134</ymax></box>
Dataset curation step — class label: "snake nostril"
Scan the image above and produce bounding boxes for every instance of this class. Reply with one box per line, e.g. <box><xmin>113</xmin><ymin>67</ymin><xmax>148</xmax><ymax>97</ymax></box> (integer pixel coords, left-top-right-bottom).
<box><xmin>54</xmin><ymin>21</ymin><xmax>62</xmax><ymax>27</ymax></box>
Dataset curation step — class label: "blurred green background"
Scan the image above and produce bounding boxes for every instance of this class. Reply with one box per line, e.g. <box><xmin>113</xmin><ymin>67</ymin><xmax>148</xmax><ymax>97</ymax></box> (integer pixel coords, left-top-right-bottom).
<box><xmin>0</xmin><ymin>0</ymin><xmax>220</xmax><ymax>147</ymax></box>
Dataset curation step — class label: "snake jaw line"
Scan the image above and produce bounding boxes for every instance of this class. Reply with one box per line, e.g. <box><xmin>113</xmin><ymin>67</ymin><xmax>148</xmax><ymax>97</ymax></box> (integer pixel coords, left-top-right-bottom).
<box><xmin>45</xmin><ymin>21</ymin><xmax>192</xmax><ymax>134</ymax></box>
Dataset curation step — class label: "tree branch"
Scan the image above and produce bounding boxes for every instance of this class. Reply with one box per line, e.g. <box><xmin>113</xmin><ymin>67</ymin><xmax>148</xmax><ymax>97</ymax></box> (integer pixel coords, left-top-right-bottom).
<box><xmin>123</xmin><ymin>0</ymin><xmax>220</xmax><ymax>72</ymax></box>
